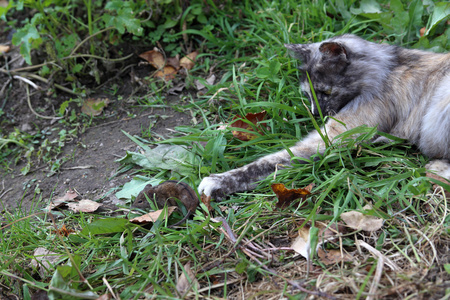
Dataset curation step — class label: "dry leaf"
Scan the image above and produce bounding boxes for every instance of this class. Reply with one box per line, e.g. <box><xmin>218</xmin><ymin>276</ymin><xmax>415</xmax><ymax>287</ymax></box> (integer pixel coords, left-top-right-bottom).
<box><xmin>53</xmin><ymin>224</ymin><xmax>74</xmax><ymax>236</ymax></box>
<box><xmin>47</xmin><ymin>189</ymin><xmax>79</xmax><ymax>210</ymax></box>
<box><xmin>195</xmin><ymin>74</ymin><xmax>216</xmax><ymax>90</ymax></box>
<box><xmin>154</xmin><ymin>65</ymin><xmax>177</xmax><ymax>81</ymax></box>
<box><xmin>271</xmin><ymin>183</ymin><xmax>311</xmax><ymax>208</ymax></box>
<box><xmin>180</xmin><ymin>50</ymin><xmax>198</xmax><ymax>70</ymax></box>
<box><xmin>67</xmin><ymin>199</ymin><xmax>102</xmax><ymax>213</ymax></box>
<box><xmin>426</xmin><ymin>172</ymin><xmax>450</xmax><ymax>198</ymax></box>
<box><xmin>130</xmin><ymin>206</ymin><xmax>177</xmax><ymax>224</ymax></box>
<box><xmin>176</xmin><ymin>262</ymin><xmax>199</xmax><ymax>296</ymax></box>
<box><xmin>81</xmin><ymin>97</ymin><xmax>110</xmax><ymax>116</ymax></box>
<box><xmin>420</xmin><ymin>27</ymin><xmax>426</xmax><ymax>37</ymax></box>
<box><xmin>31</xmin><ymin>247</ymin><xmax>63</xmax><ymax>277</ymax></box>
<box><xmin>201</xmin><ymin>193</ymin><xmax>213</xmax><ymax>212</ymax></box>
<box><xmin>340</xmin><ymin>204</ymin><xmax>383</xmax><ymax>232</ymax></box>
<box><xmin>0</xmin><ymin>44</ymin><xmax>10</xmax><ymax>53</ymax></box>
<box><xmin>291</xmin><ymin>225</ymin><xmax>311</xmax><ymax>258</ymax></box>
<box><xmin>231</xmin><ymin>111</ymin><xmax>267</xmax><ymax>141</ymax></box>
<box><xmin>139</xmin><ymin>49</ymin><xmax>165</xmax><ymax>69</ymax></box>
<box><xmin>96</xmin><ymin>294</ymin><xmax>111</xmax><ymax>300</ymax></box>
<box><xmin>0</xmin><ymin>0</ymin><xmax>8</xmax><ymax>7</ymax></box>
<box><xmin>317</xmin><ymin>248</ymin><xmax>353</xmax><ymax>265</ymax></box>
<box><xmin>167</xmin><ymin>55</ymin><xmax>180</xmax><ymax>70</ymax></box>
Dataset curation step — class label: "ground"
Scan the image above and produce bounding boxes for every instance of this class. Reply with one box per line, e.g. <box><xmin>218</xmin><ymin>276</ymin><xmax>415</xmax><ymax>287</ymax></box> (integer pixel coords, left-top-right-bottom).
<box><xmin>0</xmin><ymin>64</ymin><xmax>192</xmax><ymax>214</ymax></box>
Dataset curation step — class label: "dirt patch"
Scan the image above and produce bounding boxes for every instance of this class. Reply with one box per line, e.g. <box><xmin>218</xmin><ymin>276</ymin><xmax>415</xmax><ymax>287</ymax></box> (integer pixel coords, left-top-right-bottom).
<box><xmin>0</xmin><ymin>89</ymin><xmax>193</xmax><ymax>213</ymax></box>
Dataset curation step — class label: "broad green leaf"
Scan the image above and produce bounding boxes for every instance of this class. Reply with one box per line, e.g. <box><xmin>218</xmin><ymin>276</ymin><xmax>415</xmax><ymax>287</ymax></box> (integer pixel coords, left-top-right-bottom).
<box><xmin>115</xmin><ymin>176</ymin><xmax>164</xmax><ymax>199</ymax></box>
<box><xmin>426</xmin><ymin>2</ymin><xmax>450</xmax><ymax>36</ymax></box>
<box><xmin>12</xmin><ymin>24</ymin><xmax>42</xmax><ymax>65</ymax></box>
<box><xmin>81</xmin><ymin>218</ymin><xmax>129</xmax><ymax>235</ymax></box>
<box><xmin>408</xmin><ymin>0</ymin><xmax>424</xmax><ymax>28</ymax></box>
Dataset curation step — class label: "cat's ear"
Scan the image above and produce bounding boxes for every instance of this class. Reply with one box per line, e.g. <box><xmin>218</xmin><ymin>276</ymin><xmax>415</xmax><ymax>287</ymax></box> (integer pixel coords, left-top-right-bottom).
<box><xmin>284</xmin><ymin>44</ymin><xmax>312</xmax><ymax>64</ymax></box>
<box><xmin>319</xmin><ymin>42</ymin><xmax>348</xmax><ymax>63</ymax></box>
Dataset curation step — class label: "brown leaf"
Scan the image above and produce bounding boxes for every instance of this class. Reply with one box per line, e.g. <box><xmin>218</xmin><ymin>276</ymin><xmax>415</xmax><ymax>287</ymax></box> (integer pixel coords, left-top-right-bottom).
<box><xmin>139</xmin><ymin>49</ymin><xmax>165</xmax><ymax>69</ymax></box>
<box><xmin>47</xmin><ymin>189</ymin><xmax>79</xmax><ymax>210</ymax></box>
<box><xmin>167</xmin><ymin>55</ymin><xmax>180</xmax><ymax>70</ymax></box>
<box><xmin>231</xmin><ymin>111</ymin><xmax>267</xmax><ymax>141</ymax></box>
<box><xmin>96</xmin><ymin>294</ymin><xmax>111</xmax><ymax>300</ymax></box>
<box><xmin>271</xmin><ymin>183</ymin><xmax>311</xmax><ymax>208</ymax></box>
<box><xmin>180</xmin><ymin>51</ymin><xmax>198</xmax><ymax>70</ymax></box>
<box><xmin>426</xmin><ymin>172</ymin><xmax>450</xmax><ymax>198</ymax></box>
<box><xmin>130</xmin><ymin>206</ymin><xmax>177</xmax><ymax>224</ymax></box>
<box><xmin>176</xmin><ymin>262</ymin><xmax>199</xmax><ymax>296</ymax></box>
<box><xmin>154</xmin><ymin>65</ymin><xmax>177</xmax><ymax>81</ymax></box>
<box><xmin>81</xmin><ymin>97</ymin><xmax>110</xmax><ymax>116</ymax></box>
<box><xmin>67</xmin><ymin>199</ymin><xmax>102</xmax><ymax>213</ymax></box>
<box><xmin>317</xmin><ymin>248</ymin><xmax>353</xmax><ymax>265</ymax></box>
<box><xmin>52</xmin><ymin>224</ymin><xmax>74</xmax><ymax>236</ymax></box>
<box><xmin>340</xmin><ymin>204</ymin><xmax>383</xmax><ymax>232</ymax></box>
<box><xmin>419</xmin><ymin>27</ymin><xmax>426</xmax><ymax>37</ymax></box>
<box><xmin>201</xmin><ymin>193</ymin><xmax>213</xmax><ymax>212</ymax></box>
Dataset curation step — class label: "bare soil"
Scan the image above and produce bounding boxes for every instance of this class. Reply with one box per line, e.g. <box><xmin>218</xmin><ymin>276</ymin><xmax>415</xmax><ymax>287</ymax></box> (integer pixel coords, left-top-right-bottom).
<box><xmin>0</xmin><ymin>72</ymin><xmax>192</xmax><ymax>214</ymax></box>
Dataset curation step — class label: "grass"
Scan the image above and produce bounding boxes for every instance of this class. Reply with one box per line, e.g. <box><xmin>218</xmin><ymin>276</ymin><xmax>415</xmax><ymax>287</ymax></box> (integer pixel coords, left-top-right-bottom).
<box><xmin>1</xmin><ymin>0</ymin><xmax>450</xmax><ymax>299</ymax></box>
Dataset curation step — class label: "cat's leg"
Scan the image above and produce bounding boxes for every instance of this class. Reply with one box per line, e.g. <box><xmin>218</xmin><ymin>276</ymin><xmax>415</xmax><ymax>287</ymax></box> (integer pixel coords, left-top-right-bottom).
<box><xmin>426</xmin><ymin>160</ymin><xmax>450</xmax><ymax>180</ymax></box>
<box><xmin>198</xmin><ymin>119</ymin><xmax>346</xmax><ymax>200</ymax></box>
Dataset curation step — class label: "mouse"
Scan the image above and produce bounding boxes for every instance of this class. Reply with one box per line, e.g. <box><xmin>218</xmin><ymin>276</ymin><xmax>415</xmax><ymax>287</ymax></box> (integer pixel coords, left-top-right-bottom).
<box><xmin>131</xmin><ymin>180</ymin><xmax>199</xmax><ymax>227</ymax></box>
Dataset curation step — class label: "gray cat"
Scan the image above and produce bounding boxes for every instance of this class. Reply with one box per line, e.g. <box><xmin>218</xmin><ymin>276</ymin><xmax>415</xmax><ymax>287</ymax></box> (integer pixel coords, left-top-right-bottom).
<box><xmin>198</xmin><ymin>34</ymin><xmax>450</xmax><ymax>200</ymax></box>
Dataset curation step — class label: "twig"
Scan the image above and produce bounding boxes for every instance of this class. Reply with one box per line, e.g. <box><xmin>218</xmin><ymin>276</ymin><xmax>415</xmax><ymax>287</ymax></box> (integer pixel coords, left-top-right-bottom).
<box><xmin>25</xmin><ymin>85</ymin><xmax>63</xmax><ymax>120</ymax></box>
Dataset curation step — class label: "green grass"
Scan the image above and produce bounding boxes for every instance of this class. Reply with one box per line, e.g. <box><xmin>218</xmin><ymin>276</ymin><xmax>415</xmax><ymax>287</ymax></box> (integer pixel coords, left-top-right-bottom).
<box><xmin>1</xmin><ymin>0</ymin><xmax>450</xmax><ymax>299</ymax></box>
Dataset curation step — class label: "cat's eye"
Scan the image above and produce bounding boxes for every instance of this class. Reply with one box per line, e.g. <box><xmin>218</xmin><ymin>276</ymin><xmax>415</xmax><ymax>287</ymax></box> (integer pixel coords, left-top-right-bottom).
<box><xmin>324</xmin><ymin>88</ymin><xmax>332</xmax><ymax>95</ymax></box>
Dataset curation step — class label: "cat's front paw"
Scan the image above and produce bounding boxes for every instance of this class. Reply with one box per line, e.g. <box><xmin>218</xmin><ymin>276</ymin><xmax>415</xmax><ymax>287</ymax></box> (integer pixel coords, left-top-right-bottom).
<box><xmin>198</xmin><ymin>175</ymin><xmax>228</xmax><ymax>201</ymax></box>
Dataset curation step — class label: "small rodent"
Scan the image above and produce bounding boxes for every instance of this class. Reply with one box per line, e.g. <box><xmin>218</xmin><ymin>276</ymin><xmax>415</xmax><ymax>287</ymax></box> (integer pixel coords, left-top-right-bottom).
<box><xmin>132</xmin><ymin>180</ymin><xmax>199</xmax><ymax>227</ymax></box>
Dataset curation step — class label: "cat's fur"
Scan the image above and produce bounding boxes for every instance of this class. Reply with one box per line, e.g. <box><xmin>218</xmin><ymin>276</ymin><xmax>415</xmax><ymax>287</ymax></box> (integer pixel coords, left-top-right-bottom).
<box><xmin>198</xmin><ymin>34</ymin><xmax>450</xmax><ymax>199</ymax></box>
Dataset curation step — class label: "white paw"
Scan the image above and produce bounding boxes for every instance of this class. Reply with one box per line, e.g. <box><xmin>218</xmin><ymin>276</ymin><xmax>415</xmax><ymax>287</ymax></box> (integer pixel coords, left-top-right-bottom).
<box><xmin>198</xmin><ymin>176</ymin><xmax>221</xmax><ymax>197</ymax></box>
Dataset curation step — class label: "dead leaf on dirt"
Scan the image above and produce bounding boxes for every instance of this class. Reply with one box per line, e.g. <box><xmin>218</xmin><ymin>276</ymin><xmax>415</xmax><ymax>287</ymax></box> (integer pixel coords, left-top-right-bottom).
<box><xmin>130</xmin><ymin>206</ymin><xmax>177</xmax><ymax>224</ymax></box>
<box><xmin>139</xmin><ymin>49</ymin><xmax>165</xmax><ymax>69</ymax></box>
<box><xmin>180</xmin><ymin>50</ymin><xmax>198</xmax><ymax>70</ymax></box>
<box><xmin>231</xmin><ymin>111</ymin><xmax>267</xmax><ymax>141</ymax></box>
<box><xmin>67</xmin><ymin>199</ymin><xmax>102</xmax><ymax>213</ymax></box>
<box><xmin>154</xmin><ymin>65</ymin><xmax>177</xmax><ymax>81</ymax></box>
<box><xmin>81</xmin><ymin>97</ymin><xmax>110</xmax><ymax>116</ymax></box>
<box><xmin>340</xmin><ymin>204</ymin><xmax>383</xmax><ymax>232</ymax></box>
<box><xmin>201</xmin><ymin>193</ymin><xmax>213</xmax><ymax>212</ymax></box>
<box><xmin>31</xmin><ymin>247</ymin><xmax>63</xmax><ymax>277</ymax></box>
<box><xmin>291</xmin><ymin>222</ymin><xmax>346</xmax><ymax>259</ymax></box>
<box><xmin>317</xmin><ymin>248</ymin><xmax>353</xmax><ymax>265</ymax></box>
<box><xmin>0</xmin><ymin>44</ymin><xmax>10</xmax><ymax>54</ymax></box>
<box><xmin>176</xmin><ymin>262</ymin><xmax>199</xmax><ymax>296</ymax></box>
<box><xmin>167</xmin><ymin>55</ymin><xmax>180</xmax><ymax>70</ymax></box>
<box><xmin>426</xmin><ymin>172</ymin><xmax>450</xmax><ymax>198</ymax></box>
<box><xmin>47</xmin><ymin>189</ymin><xmax>79</xmax><ymax>210</ymax></box>
<box><xmin>271</xmin><ymin>183</ymin><xmax>312</xmax><ymax>208</ymax></box>
<box><xmin>195</xmin><ymin>74</ymin><xmax>216</xmax><ymax>90</ymax></box>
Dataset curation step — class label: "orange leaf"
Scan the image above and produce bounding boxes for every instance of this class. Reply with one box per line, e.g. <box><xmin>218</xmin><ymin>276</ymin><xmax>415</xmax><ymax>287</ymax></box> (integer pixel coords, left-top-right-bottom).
<box><xmin>271</xmin><ymin>183</ymin><xmax>311</xmax><ymax>208</ymax></box>
<box><xmin>231</xmin><ymin>111</ymin><xmax>267</xmax><ymax>141</ymax></box>
<box><xmin>154</xmin><ymin>65</ymin><xmax>177</xmax><ymax>81</ymax></box>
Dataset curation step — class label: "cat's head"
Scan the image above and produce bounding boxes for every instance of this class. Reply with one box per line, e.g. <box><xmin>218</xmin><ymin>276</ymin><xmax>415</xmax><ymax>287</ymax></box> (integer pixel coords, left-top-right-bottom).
<box><xmin>285</xmin><ymin>35</ymin><xmax>366</xmax><ymax>117</ymax></box>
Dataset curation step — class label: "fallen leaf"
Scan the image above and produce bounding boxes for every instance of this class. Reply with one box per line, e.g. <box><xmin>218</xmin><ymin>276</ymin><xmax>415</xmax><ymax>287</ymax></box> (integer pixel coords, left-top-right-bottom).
<box><xmin>340</xmin><ymin>204</ymin><xmax>383</xmax><ymax>232</ymax></box>
<box><xmin>201</xmin><ymin>193</ymin><xmax>213</xmax><ymax>212</ymax></box>
<box><xmin>419</xmin><ymin>27</ymin><xmax>426</xmax><ymax>37</ymax></box>
<box><xmin>271</xmin><ymin>183</ymin><xmax>311</xmax><ymax>208</ymax></box>
<box><xmin>0</xmin><ymin>44</ymin><xmax>10</xmax><ymax>54</ymax></box>
<box><xmin>96</xmin><ymin>294</ymin><xmax>112</xmax><ymax>300</ymax></box>
<box><xmin>195</xmin><ymin>74</ymin><xmax>216</xmax><ymax>90</ymax></box>
<box><xmin>130</xmin><ymin>206</ymin><xmax>177</xmax><ymax>224</ymax></box>
<box><xmin>67</xmin><ymin>199</ymin><xmax>102</xmax><ymax>213</ymax></box>
<box><xmin>180</xmin><ymin>50</ymin><xmax>198</xmax><ymax>70</ymax></box>
<box><xmin>139</xmin><ymin>49</ymin><xmax>165</xmax><ymax>69</ymax></box>
<box><xmin>291</xmin><ymin>222</ymin><xmax>346</xmax><ymax>259</ymax></box>
<box><xmin>53</xmin><ymin>224</ymin><xmax>74</xmax><ymax>236</ymax></box>
<box><xmin>317</xmin><ymin>248</ymin><xmax>353</xmax><ymax>265</ymax></box>
<box><xmin>167</xmin><ymin>55</ymin><xmax>180</xmax><ymax>70</ymax></box>
<box><xmin>154</xmin><ymin>65</ymin><xmax>177</xmax><ymax>81</ymax></box>
<box><xmin>81</xmin><ymin>97</ymin><xmax>110</xmax><ymax>116</ymax></box>
<box><xmin>231</xmin><ymin>111</ymin><xmax>267</xmax><ymax>141</ymax></box>
<box><xmin>31</xmin><ymin>247</ymin><xmax>63</xmax><ymax>277</ymax></box>
<box><xmin>176</xmin><ymin>262</ymin><xmax>199</xmax><ymax>296</ymax></box>
<box><xmin>426</xmin><ymin>172</ymin><xmax>450</xmax><ymax>198</ymax></box>
<box><xmin>47</xmin><ymin>189</ymin><xmax>79</xmax><ymax>210</ymax></box>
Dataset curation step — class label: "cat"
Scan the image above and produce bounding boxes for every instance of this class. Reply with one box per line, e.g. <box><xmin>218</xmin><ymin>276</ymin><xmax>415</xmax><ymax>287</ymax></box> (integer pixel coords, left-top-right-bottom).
<box><xmin>198</xmin><ymin>34</ymin><xmax>450</xmax><ymax>200</ymax></box>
